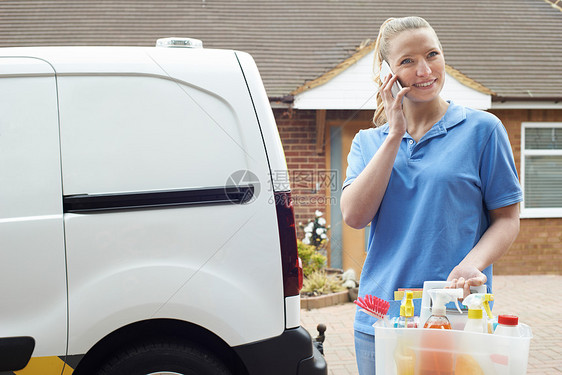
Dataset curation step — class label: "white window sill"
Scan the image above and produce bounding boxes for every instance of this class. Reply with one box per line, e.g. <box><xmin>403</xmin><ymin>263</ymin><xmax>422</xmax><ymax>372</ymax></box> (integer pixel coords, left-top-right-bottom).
<box><xmin>520</xmin><ymin>208</ymin><xmax>562</xmax><ymax>219</ymax></box>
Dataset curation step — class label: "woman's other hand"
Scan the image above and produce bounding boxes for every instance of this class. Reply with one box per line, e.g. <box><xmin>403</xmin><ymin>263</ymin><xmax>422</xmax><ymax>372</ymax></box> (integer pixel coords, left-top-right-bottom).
<box><xmin>445</xmin><ymin>204</ymin><xmax>519</xmax><ymax>298</ymax></box>
<box><xmin>446</xmin><ymin>264</ymin><xmax>487</xmax><ymax>298</ymax></box>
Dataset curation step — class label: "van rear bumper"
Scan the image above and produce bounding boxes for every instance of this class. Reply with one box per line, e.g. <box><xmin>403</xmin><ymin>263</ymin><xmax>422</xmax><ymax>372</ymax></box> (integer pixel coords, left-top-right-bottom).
<box><xmin>234</xmin><ymin>326</ymin><xmax>327</xmax><ymax>375</ymax></box>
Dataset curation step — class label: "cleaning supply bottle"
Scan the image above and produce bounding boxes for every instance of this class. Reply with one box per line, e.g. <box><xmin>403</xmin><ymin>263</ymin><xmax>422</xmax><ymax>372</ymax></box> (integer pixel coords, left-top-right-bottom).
<box><xmin>394</xmin><ymin>291</ymin><xmax>416</xmax><ymax>375</ymax></box>
<box><xmin>420</xmin><ymin>288</ymin><xmax>463</xmax><ymax>375</ymax></box>
<box><xmin>494</xmin><ymin>314</ymin><xmax>520</xmax><ymax>337</ymax></box>
<box><xmin>462</xmin><ymin>293</ymin><xmax>494</xmax><ymax>333</ymax></box>
<box><xmin>397</xmin><ymin>290</ymin><xmax>416</xmax><ymax>328</ymax></box>
<box><xmin>423</xmin><ymin>288</ymin><xmax>463</xmax><ymax>329</ymax></box>
<box><xmin>491</xmin><ymin>315</ymin><xmax>523</xmax><ymax>374</ymax></box>
<box><xmin>456</xmin><ymin>293</ymin><xmax>495</xmax><ymax>375</ymax></box>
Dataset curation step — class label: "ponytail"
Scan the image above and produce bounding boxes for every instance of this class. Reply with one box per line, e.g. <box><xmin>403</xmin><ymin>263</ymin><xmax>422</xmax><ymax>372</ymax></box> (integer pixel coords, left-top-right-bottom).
<box><xmin>372</xmin><ymin>18</ymin><xmax>395</xmax><ymax>127</ymax></box>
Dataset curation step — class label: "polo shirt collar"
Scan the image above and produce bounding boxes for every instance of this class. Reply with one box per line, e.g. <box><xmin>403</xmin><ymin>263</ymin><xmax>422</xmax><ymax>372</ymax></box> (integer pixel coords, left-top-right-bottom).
<box><xmin>381</xmin><ymin>101</ymin><xmax>466</xmax><ymax>137</ymax></box>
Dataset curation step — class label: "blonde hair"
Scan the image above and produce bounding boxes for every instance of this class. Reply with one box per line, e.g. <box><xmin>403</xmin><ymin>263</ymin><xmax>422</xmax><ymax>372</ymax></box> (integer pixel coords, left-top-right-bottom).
<box><xmin>372</xmin><ymin>17</ymin><xmax>442</xmax><ymax>126</ymax></box>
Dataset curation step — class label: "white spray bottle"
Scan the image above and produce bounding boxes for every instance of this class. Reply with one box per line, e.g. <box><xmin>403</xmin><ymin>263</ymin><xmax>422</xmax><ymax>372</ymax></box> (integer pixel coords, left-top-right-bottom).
<box><xmin>456</xmin><ymin>293</ymin><xmax>496</xmax><ymax>374</ymax></box>
<box><xmin>462</xmin><ymin>293</ymin><xmax>494</xmax><ymax>333</ymax></box>
<box><xmin>420</xmin><ymin>281</ymin><xmax>487</xmax><ymax>329</ymax></box>
<box><xmin>423</xmin><ymin>288</ymin><xmax>463</xmax><ymax>329</ymax></box>
<box><xmin>419</xmin><ymin>288</ymin><xmax>463</xmax><ymax>375</ymax></box>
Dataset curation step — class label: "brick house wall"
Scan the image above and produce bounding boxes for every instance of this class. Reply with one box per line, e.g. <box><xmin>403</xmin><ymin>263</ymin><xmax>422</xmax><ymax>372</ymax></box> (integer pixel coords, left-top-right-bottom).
<box><xmin>491</xmin><ymin>108</ymin><xmax>562</xmax><ymax>275</ymax></box>
<box><xmin>275</xmin><ymin>108</ymin><xmax>562</xmax><ymax>275</ymax></box>
<box><xmin>274</xmin><ymin>108</ymin><xmax>328</xmax><ymax>239</ymax></box>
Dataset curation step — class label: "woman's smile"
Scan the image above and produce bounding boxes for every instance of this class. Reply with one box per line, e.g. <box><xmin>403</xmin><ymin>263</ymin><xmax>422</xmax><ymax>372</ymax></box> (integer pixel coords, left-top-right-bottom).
<box><xmin>412</xmin><ymin>78</ymin><xmax>437</xmax><ymax>88</ymax></box>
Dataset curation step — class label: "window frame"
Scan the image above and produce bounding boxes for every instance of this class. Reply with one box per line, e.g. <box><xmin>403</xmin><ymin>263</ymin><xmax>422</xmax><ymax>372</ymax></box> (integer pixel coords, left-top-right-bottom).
<box><xmin>520</xmin><ymin>122</ymin><xmax>562</xmax><ymax>218</ymax></box>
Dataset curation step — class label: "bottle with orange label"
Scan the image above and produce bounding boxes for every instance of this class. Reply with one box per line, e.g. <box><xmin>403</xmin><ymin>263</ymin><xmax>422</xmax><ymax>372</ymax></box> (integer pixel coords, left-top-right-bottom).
<box><xmin>420</xmin><ymin>288</ymin><xmax>463</xmax><ymax>375</ymax></box>
<box><xmin>423</xmin><ymin>288</ymin><xmax>462</xmax><ymax>328</ymax></box>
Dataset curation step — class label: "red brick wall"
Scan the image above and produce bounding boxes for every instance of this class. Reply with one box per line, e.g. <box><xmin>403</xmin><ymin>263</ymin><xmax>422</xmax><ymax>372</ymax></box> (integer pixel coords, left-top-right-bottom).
<box><xmin>497</xmin><ymin>218</ymin><xmax>562</xmax><ymax>275</ymax></box>
<box><xmin>491</xmin><ymin>108</ymin><xmax>562</xmax><ymax>275</ymax></box>
<box><xmin>273</xmin><ymin>108</ymin><xmax>327</xmax><ymax>238</ymax></box>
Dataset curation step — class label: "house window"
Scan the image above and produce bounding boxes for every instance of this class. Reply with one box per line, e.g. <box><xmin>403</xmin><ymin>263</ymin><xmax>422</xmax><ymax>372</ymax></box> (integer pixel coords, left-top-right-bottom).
<box><xmin>521</xmin><ymin>122</ymin><xmax>562</xmax><ymax>218</ymax></box>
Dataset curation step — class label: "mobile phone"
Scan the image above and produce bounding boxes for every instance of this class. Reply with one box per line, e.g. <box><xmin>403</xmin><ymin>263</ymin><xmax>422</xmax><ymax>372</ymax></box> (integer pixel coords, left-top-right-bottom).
<box><xmin>380</xmin><ymin>60</ymin><xmax>403</xmax><ymax>98</ymax></box>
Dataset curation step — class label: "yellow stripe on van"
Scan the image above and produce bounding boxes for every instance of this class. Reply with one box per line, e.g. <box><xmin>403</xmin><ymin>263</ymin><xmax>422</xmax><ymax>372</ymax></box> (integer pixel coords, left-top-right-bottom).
<box><xmin>14</xmin><ymin>356</ymin><xmax>73</xmax><ymax>375</ymax></box>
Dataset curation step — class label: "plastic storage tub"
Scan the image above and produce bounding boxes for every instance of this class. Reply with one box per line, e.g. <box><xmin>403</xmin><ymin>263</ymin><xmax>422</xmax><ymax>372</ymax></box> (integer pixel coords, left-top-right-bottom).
<box><xmin>375</xmin><ymin>322</ymin><xmax>532</xmax><ymax>375</ymax></box>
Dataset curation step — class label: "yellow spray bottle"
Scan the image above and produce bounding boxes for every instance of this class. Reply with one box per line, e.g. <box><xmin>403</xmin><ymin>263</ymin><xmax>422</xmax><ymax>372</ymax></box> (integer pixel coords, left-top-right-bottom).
<box><xmin>397</xmin><ymin>291</ymin><xmax>416</xmax><ymax>328</ymax></box>
<box><xmin>394</xmin><ymin>290</ymin><xmax>416</xmax><ymax>375</ymax></box>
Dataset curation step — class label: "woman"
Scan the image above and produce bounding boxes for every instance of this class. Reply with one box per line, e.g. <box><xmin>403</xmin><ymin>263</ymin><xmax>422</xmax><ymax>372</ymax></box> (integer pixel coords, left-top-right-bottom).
<box><xmin>340</xmin><ymin>17</ymin><xmax>521</xmax><ymax>374</ymax></box>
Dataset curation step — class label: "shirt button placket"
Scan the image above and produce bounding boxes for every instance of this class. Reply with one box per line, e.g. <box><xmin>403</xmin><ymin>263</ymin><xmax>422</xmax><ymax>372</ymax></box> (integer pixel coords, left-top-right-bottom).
<box><xmin>408</xmin><ymin>139</ymin><xmax>414</xmax><ymax>158</ymax></box>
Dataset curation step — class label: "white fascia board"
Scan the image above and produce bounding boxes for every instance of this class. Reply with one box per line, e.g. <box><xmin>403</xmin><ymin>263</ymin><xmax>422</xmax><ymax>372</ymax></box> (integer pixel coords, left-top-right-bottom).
<box><xmin>293</xmin><ymin>50</ymin><xmax>491</xmax><ymax>110</ymax></box>
<box><xmin>491</xmin><ymin>101</ymin><xmax>562</xmax><ymax>110</ymax></box>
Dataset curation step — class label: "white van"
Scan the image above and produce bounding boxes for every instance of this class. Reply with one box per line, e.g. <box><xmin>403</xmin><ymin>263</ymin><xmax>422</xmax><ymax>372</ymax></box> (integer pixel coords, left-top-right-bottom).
<box><xmin>0</xmin><ymin>38</ymin><xmax>326</xmax><ymax>375</ymax></box>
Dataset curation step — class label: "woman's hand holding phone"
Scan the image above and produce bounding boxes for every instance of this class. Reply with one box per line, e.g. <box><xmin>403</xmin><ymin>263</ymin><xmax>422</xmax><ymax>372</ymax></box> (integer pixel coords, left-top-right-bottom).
<box><xmin>379</xmin><ymin>62</ymin><xmax>410</xmax><ymax>137</ymax></box>
<box><xmin>380</xmin><ymin>60</ymin><xmax>403</xmax><ymax>98</ymax></box>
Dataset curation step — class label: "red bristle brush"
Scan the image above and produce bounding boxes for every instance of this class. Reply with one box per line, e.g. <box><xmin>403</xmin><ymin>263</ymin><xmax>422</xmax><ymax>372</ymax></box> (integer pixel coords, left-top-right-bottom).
<box><xmin>354</xmin><ymin>294</ymin><xmax>390</xmax><ymax>320</ymax></box>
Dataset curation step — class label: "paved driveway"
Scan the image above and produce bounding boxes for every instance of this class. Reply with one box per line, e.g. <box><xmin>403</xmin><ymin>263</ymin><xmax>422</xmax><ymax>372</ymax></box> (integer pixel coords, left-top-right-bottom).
<box><xmin>301</xmin><ymin>275</ymin><xmax>562</xmax><ymax>375</ymax></box>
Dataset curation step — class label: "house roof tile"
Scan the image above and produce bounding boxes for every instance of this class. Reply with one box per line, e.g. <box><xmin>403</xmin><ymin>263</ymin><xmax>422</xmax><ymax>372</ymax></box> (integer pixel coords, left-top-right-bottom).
<box><xmin>0</xmin><ymin>0</ymin><xmax>560</xmax><ymax>100</ymax></box>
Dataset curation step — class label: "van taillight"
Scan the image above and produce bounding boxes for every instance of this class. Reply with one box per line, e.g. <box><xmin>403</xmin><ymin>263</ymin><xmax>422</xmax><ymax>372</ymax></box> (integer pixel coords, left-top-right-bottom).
<box><xmin>275</xmin><ymin>191</ymin><xmax>303</xmax><ymax>297</ymax></box>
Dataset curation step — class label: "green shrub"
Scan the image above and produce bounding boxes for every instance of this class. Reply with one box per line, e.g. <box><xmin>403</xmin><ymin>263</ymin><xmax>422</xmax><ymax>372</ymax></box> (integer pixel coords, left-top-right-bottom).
<box><xmin>298</xmin><ymin>240</ymin><xmax>326</xmax><ymax>277</ymax></box>
<box><xmin>301</xmin><ymin>270</ymin><xmax>346</xmax><ymax>296</ymax></box>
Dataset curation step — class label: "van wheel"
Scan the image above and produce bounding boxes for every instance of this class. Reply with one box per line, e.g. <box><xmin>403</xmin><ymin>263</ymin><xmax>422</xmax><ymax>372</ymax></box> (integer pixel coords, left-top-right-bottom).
<box><xmin>98</xmin><ymin>341</ymin><xmax>232</xmax><ymax>375</ymax></box>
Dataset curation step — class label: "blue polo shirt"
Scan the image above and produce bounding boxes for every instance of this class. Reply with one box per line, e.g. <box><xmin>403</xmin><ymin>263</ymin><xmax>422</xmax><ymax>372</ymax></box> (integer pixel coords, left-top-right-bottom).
<box><xmin>343</xmin><ymin>101</ymin><xmax>522</xmax><ymax>334</ymax></box>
